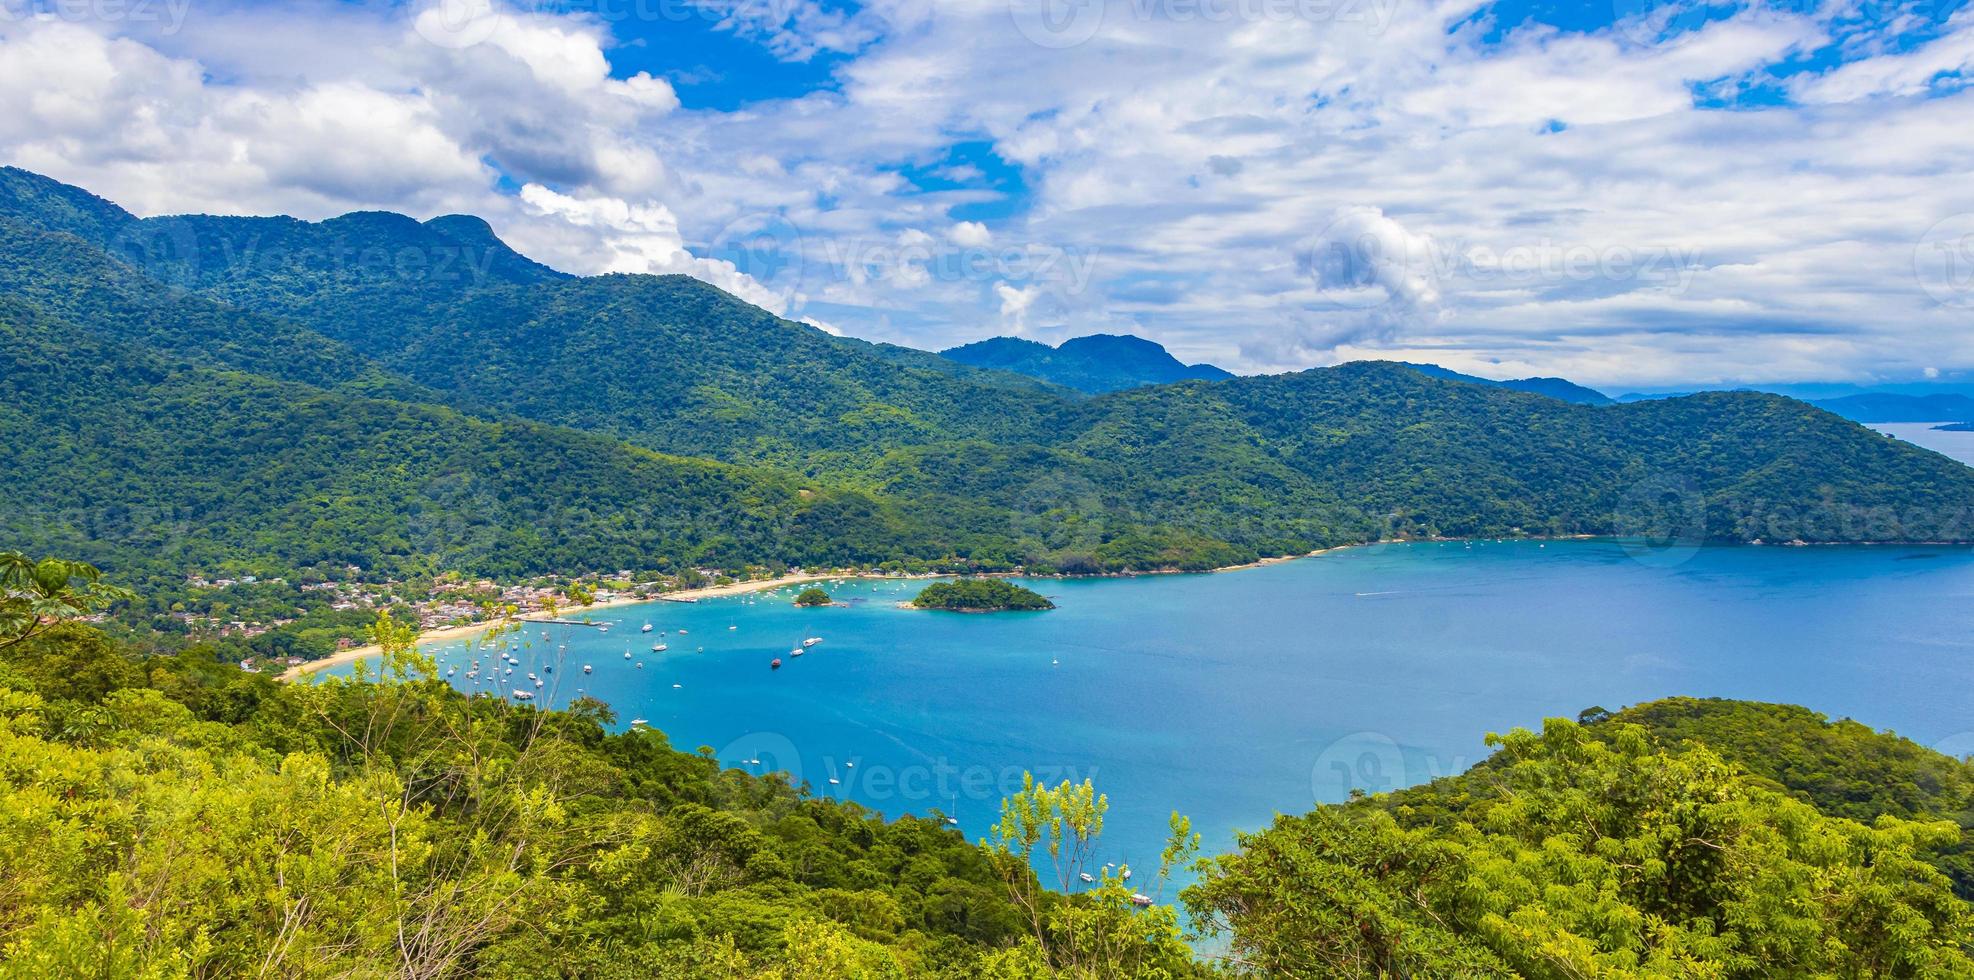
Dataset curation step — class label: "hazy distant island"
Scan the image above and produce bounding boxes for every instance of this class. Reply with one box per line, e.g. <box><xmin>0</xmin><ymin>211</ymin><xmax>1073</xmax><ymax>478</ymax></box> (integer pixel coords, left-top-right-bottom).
<box><xmin>1934</xmin><ymin>421</ymin><xmax>1974</xmax><ymax>432</ymax></box>
<box><xmin>910</xmin><ymin>578</ymin><xmax>1055</xmax><ymax>611</ymax></box>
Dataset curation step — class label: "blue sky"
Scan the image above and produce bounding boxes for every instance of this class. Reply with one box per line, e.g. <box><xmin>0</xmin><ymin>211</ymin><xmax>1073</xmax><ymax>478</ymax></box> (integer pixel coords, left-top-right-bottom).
<box><xmin>2</xmin><ymin>0</ymin><xmax>1972</xmax><ymax>386</ymax></box>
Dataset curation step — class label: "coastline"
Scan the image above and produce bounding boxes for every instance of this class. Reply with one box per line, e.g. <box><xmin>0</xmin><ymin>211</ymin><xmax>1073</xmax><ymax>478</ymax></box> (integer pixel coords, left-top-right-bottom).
<box><xmin>280</xmin><ymin>572</ymin><xmax>875</xmax><ymax>681</ymax></box>
<box><xmin>279</xmin><ymin>536</ymin><xmax>1621</xmax><ymax>681</ymax></box>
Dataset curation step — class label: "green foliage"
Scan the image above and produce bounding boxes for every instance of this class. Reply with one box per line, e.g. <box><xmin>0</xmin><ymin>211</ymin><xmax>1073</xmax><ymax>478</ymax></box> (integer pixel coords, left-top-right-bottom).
<box><xmin>0</xmin><ymin>551</ymin><xmax>131</xmax><ymax>653</ymax></box>
<box><xmin>912</xmin><ymin>579</ymin><xmax>1055</xmax><ymax>611</ymax></box>
<box><xmin>1596</xmin><ymin>697</ymin><xmax>1974</xmax><ymax>897</ymax></box>
<box><xmin>1185</xmin><ymin>715</ymin><xmax>1974</xmax><ymax>977</ymax></box>
<box><xmin>986</xmin><ymin>776</ymin><xmax>1202</xmax><ymax>978</ymax></box>
<box><xmin>794</xmin><ymin>587</ymin><xmax>834</xmax><ymax>607</ymax></box>
<box><xmin>0</xmin><ymin>573</ymin><xmax>1208</xmax><ymax>978</ymax></box>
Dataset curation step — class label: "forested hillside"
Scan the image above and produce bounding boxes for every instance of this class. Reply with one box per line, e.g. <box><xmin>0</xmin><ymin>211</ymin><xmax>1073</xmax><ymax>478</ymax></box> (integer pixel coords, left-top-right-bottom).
<box><xmin>1185</xmin><ymin>700</ymin><xmax>1974</xmax><ymax>975</ymax></box>
<box><xmin>5</xmin><ymin>166</ymin><xmax>1974</xmax><ymax>644</ymax></box>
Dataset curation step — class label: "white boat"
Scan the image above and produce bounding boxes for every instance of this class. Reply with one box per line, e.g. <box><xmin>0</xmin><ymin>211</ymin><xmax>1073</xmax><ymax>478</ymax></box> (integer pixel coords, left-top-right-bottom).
<box><xmin>1130</xmin><ymin>894</ymin><xmax>1154</xmax><ymax>908</ymax></box>
<box><xmin>635</xmin><ymin>662</ymin><xmax>644</xmax><ymax>669</ymax></box>
<box><xmin>641</xmin><ymin>623</ymin><xmax>653</xmax><ymax>633</ymax></box>
<box><xmin>1078</xmin><ymin>873</ymin><xmax>1095</xmax><ymax>884</ymax></box>
<box><xmin>652</xmin><ymin>643</ymin><xmax>667</xmax><ymax>652</ymax></box>
<box><xmin>583</xmin><ymin>665</ymin><xmax>593</xmax><ymax>674</ymax></box>
<box><xmin>623</xmin><ymin>650</ymin><xmax>631</xmax><ymax>659</ymax></box>
<box><xmin>802</xmin><ymin>636</ymin><xmax>822</xmax><ymax>647</ymax></box>
<box><xmin>511</xmin><ymin>689</ymin><xmax>534</xmax><ymax>700</ymax></box>
<box><xmin>526</xmin><ymin>673</ymin><xmax>537</xmax><ymax>681</ymax></box>
<box><xmin>630</xmin><ymin>718</ymin><xmax>648</xmax><ymax>727</ymax></box>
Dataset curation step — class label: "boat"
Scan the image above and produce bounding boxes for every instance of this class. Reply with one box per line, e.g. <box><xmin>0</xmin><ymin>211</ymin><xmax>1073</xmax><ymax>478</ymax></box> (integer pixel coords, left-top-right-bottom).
<box><xmin>802</xmin><ymin>636</ymin><xmax>822</xmax><ymax>647</ymax></box>
<box><xmin>597</xmin><ymin>624</ymin><xmax>609</xmax><ymax>633</ymax></box>
<box><xmin>790</xmin><ymin>647</ymin><xmax>804</xmax><ymax>657</ymax></box>
<box><xmin>1120</xmin><ymin>867</ymin><xmax>1132</xmax><ymax>881</ymax></box>
<box><xmin>672</xmin><ymin>683</ymin><xmax>682</xmax><ymax>689</ymax></box>
<box><xmin>629</xmin><ymin>718</ymin><xmax>648</xmax><ymax>727</ymax></box>
<box><xmin>1130</xmin><ymin>894</ymin><xmax>1154</xmax><ymax>908</ymax></box>
<box><xmin>728</xmin><ymin>624</ymin><xmax>737</xmax><ymax>630</ymax></box>
<box><xmin>583</xmin><ymin>664</ymin><xmax>592</xmax><ymax>674</ymax></box>
<box><xmin>1078</xmin><ymin>873</ymin><xmax>1095</xmax><ymax>884</ymax></box>
<box><xmin>652</xmin><ymin>643</ymin><xmax>666</xmax><ymax>652</ymax></box>
<box><xmin>945</xmin><ymin>817</ymin><xmax>959</xmax><ymax>826</ymax></box>
<box><xmin>533</xmin><ymin>678</ymin><xmax>543</xmax><ymax>688</ymax></box>
<box><xmin>511</xmin><ymin>690</ymin><xmax>535</xmax><ymax>700</ymax></box>
<box><xmin>678</xmin><ymin>628</ymin><xmax>689</xmax><ymax>634</ymax></box>
<box><xmin>635</xmin><ymin>662</ymin><xmax>643</xmax><ymax>669</ymax></box>
<box><xmin>770</xmin><ymin>658</ymin><xmax>783</xmax><ymax>669</ymax></box>
<box><xmin>623</xmin><ymin>650</ymin><xmax>631</xmax><ymax>659</ymax></box>
<box><xmin>641</xmin><ymin>623</ymin><xmax>653</xmax><ymax>633</ymax></box>
<box><xmin>526</xmin><ymin>673</ymin><xmax>537</xmax><ymax>681</ymax></box>
<box><xmin>828</xmin><ymin>777</ymin><xmax>840</xmax><ymax>785</ymax></box>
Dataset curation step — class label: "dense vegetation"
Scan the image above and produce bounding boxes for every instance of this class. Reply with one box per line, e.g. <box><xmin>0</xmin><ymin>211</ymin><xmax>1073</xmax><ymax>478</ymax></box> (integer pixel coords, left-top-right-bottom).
<box><xmin>6</xmin><ymin>557</ymin><xmax>1972</xmax><ymax>975</ymax></box>
<box><xmin>0</xmin><ymin>556</ymin><xmax>1207</xmax><ymax>978</ymax></box>
<box><xmin>7</xmin><ymin>164</ymin><xmax>1974</xmax><ymax>654</ymax></box>
<box><xmin>1185</xmin><ymin>707</ymin><xmax>1974</xmax><ymax>976</ymax></box>
<box><xmin>911</xmin><ymin>579</ymin><xmax>1055</xmax><ymax>611</ymax></box>
<box><xmin>794</xmin><ymin>587</ymin><xmax>834</xmax><ymax>607</ymax></box>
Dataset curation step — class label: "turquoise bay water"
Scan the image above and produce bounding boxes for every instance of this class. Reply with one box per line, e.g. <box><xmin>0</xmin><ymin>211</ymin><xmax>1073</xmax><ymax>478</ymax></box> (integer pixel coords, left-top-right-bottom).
<box><xmin>337</xmin><ymin>540</ymin><xmax>1974</xmax><ymax>871</ymax></box>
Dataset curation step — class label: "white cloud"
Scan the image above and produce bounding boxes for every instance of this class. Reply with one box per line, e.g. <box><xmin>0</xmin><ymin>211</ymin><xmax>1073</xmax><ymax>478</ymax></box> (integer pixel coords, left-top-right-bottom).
<box><xmin>948</xmin><ymin>220</ymin><xmax>992</xmax><ymax>246</ymax></box>
<box><xmin>995</xmin><ymin>281</ymin><xmax>1041</xmax><ymax>332</ymax></box>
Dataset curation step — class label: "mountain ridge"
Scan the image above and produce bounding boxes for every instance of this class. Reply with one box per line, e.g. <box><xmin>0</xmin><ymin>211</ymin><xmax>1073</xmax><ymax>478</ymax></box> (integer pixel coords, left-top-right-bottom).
<box><xmin>940</xmin><ymin>333</ymin><xmax>1234</xmax><ymax>393</ymax></box>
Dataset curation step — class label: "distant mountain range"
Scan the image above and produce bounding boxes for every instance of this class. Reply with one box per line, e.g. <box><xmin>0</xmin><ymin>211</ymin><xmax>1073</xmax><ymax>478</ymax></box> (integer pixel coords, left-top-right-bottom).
<box><xmin>940</xmin><ymin>334</ymin><xmax>1233</xmax><ymax>393</ymax></box>
<box><xmin>1806</xmin><ymin>393</ymin><xmax>1974</xmax><ymax>424</ymax></box>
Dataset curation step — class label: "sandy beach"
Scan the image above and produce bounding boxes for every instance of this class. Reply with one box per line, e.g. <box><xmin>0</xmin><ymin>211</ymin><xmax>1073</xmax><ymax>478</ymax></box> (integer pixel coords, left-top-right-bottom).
<box><xmin>280</xmin><ymin>571</ymin><xmax>885</xmax><ymax>681</ymax></box>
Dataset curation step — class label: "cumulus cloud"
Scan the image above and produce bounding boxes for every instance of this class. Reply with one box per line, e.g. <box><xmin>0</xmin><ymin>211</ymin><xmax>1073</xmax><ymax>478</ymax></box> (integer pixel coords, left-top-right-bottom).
<box><xmin>515</xmin><ymin>183</ymin><xmax>788</xmax><ymax>311</ymax></box>
<box><xmin>949</xmin><ymin>220</ymin><xmax>992</xmax><ymax>247</ymax></box>
<box><xmin>995</xmin><ymin>282</ymin><xmax>1041</xmax><ymax>332</ymax></box>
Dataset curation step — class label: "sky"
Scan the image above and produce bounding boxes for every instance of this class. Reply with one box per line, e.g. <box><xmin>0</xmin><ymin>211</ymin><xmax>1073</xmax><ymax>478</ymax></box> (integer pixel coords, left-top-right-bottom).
<box><xmin>1</xmin><ymin>0</ymin><xmax>1972</xmax><ymax>388</ymax></box>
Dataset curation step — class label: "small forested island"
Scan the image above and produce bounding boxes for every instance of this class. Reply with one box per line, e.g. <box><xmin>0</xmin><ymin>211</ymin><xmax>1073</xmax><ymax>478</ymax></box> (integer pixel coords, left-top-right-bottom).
<box><xmin>793</xmin><ymin>586</ymin><xmax>833</xmax><ymax>606</ymax></box>
<box><xmin>911</xmin><ymin>578</ymin><xmax>1055</xmax><ymax>611</ymax></box>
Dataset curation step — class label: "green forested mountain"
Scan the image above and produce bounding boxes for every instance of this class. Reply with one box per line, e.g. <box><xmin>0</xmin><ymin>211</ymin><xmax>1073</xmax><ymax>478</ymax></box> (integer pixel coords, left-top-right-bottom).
<box><xmin>5</xmin><ymin>166</ymin><xmax>1974</xmax><ymax>629</ymax></box>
